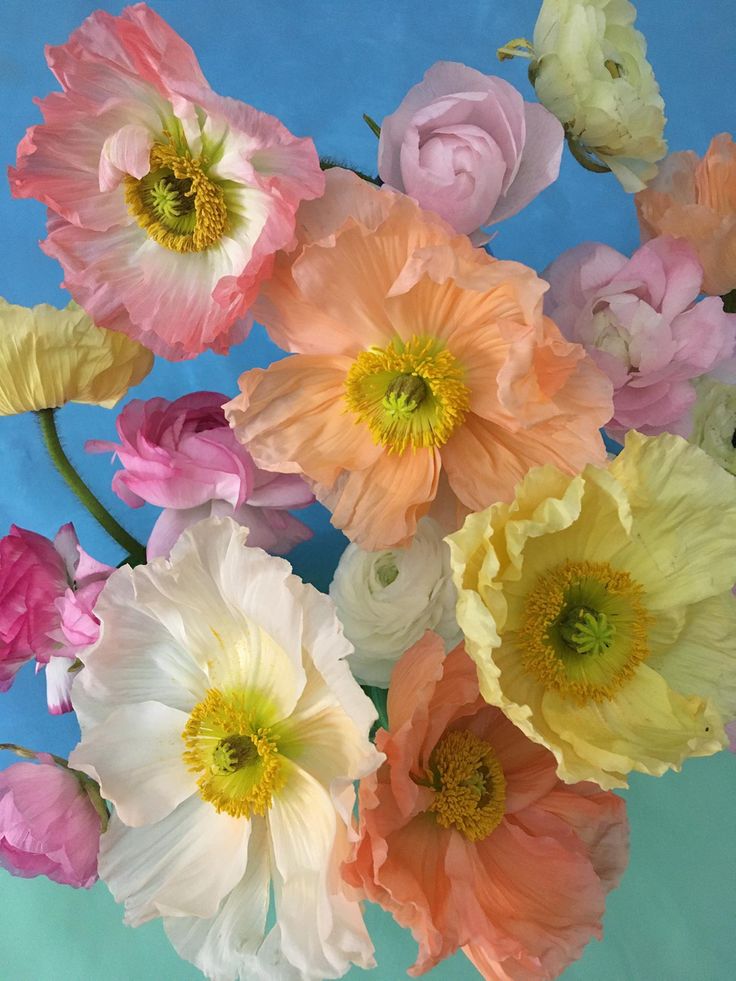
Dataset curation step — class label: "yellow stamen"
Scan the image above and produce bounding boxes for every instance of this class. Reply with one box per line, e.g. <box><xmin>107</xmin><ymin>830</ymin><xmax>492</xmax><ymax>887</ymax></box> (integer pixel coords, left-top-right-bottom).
<box><xmin>182</xmin><ymin>688</ymin><xmax>284</xmax><ymax>818</ymax></box>
<box><xmin>518</xmin><ymin>560</ymin><xmax>651</xmax><ymax>704</ymax></box>
<box><xmin>344</xmin><ymin>335</ymin><xmax>470</xmax><ymax>452</ymax></box>
<box><xmin>125</xmin><ymin>142</ymin><xmax>228</xmax><ymax>253</ymax></box>
<box><xmin>427</xmin><ymin>729</ymin><xmax>506</xmax><ymax>842</ymax></box>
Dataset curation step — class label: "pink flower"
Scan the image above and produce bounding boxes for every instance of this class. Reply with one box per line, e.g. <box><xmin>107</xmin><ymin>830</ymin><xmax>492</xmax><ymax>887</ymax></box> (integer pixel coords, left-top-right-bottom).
<box><xmin>378</xmin><ymin>61</ymin><xmax>563</xmax><ymax>239</ymax></box>
<box><xmin>0</xmin><ymin>756</ymin><xmax>101</xmax><ymax>888</ymax></box>
<box><xmin>544</xmin><ymin>237</ymin><xmax>736</xmax><ymax>439</ymax></box>
<box><xmin>9</xmin><ymin>4</ymin><xmax>324</xmax><ymax>360</ymax></box>
<box><xmin>88</xmin><ymin>392</ymin><xmax>314</xmax><ymax>559</ymax></box>
<box><xmin>343</xmin><ymin>636</ymin><xmax>629</xmax><ymax>979</ymax></box>
<box><xmin>0</xmin><ymin>524</ymin><xmax>112</xmax><ymax>710</ymax></box>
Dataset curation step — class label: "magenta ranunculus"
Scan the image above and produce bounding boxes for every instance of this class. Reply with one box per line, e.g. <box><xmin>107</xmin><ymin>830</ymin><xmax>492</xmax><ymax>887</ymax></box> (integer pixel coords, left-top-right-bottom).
<box><xmin>9</xmin><ymin>4</ymin><xmax>325</xmax><ymax>361</ymax></box>
<box><xmin>0</xmin><ymin>757</ymin><xmax>101</xmax><ymax>888</ymax></box>
<box><xmin>544</xmin><ymin>237</ymin><xmax>736</xmax><ymax>439</ymax></box>
<box><xmin>87</xmin><ymin>391</ymin><xmax>314</xmax><ymax>560</ymax></box>
<box><xmin>0</xmin><ymin>524</ymin><xmax>112</xmax><ymax>711</ymax></box>
<box><xmin>378</xmin><ymin>61</ymin><xmax>564</xmax><ymax>239</ymax></box>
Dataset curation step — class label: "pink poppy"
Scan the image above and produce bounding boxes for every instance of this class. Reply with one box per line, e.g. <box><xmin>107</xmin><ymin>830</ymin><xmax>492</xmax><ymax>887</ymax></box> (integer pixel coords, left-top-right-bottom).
<box><xmin>343</xmin><ymin>635</ymin><xmax>629</xmax><ymax>979</ymax></box>
<box><xmin>88</xmin><ymin>391</ymin><xmax>313</xmax><ymax>559</ymax></box>
<box><xmin>9</xmin><ymin>4</ymin><xmax>324</xmax><ymax>360</ymax></box>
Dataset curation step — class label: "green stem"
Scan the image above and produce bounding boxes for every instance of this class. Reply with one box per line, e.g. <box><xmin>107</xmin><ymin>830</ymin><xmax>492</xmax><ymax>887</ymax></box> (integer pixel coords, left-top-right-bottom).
<box><xmin>0</xmin><ymin>742</ymin><xmax>69</xmax><ymax>768</ymax></box>
<box><xmin>36</xmin><ymin>408</ymin><xmax>146</xmax><ymax>565</ymax></box>
<box><xmin>320</xmin><ymin>156</ymin><xmax>382</xmax><ymax>186</ymax></box>
<box><xmin>565</xmin><ymin>133</ymin><xmax>612</xmax><ymax>174</ymax></box>
<box><xmin>722</xmin><ymin>289</ymin><xmax>736</xmax><ymax>313</ymax></box>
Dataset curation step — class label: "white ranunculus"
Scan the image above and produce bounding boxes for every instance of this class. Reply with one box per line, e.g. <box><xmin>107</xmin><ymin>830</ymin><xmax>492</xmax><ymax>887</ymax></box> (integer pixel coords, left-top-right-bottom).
<box><xmin>69</xmin><ymin>517</ymin><xmax>381</xmax><ymax>981</ymax></box>
<box><xmin>330</xmin><ymin>517</ymin><xmax>461</xmax><ymax>688</ymax></box>
<box><xmin>529</xmin><ymin>0</ymin><xmax>667</xmax><ymax>191</ymax></box>
<box><xmin>690</xmin><ymin>377</ymin><xmax>736</xmax><ymax>475</ymax></box>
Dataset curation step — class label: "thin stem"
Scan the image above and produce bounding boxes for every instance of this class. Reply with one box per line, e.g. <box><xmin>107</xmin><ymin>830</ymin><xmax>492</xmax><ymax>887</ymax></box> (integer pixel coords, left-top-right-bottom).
<box><xmin>320</xmin><ymin>156</ymin><xmax>382</xmax><ymax>186</ymax></box>
<box><xmin>0</xmin><ymin>743</ymin><xmax>69</xmax><ymax>768</ymax></box>
<box><xmin>362</xmin><ymin>113</ymin><xmax>381</xmax><ymax>139</ymax></box>
<box><xmin>36</xmin><ymin>408</ymin><xmax>147</xmax><ymax>565</ymax></box>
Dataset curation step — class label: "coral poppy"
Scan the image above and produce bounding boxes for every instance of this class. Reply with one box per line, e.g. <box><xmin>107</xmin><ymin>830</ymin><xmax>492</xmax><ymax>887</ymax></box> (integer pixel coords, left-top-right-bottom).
<box><xmin>226</xmin><ymin>169</ymin><xmax>612</xmax><ymax>550</ymax></box>
<box><xmin>344</xmin><ymin>634</ymin><xmax>629</xmax><ymax>979</ymax></box>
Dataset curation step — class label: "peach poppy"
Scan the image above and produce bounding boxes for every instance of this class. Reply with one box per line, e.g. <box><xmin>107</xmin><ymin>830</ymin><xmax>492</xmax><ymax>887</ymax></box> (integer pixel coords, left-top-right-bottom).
<box><xmin>636</xmin><ymin>133</ymin><xmax>736</xmax><ymax>297</ymax></box>
<box><xmin>226</xmin><ymin>169</ymin><xmax>612</xmax><ymax>550</ymax></box>
<box><xmin>343</xmin><ymin>635</ymin><xmax>629</xmax><ymax>979</ymax></box>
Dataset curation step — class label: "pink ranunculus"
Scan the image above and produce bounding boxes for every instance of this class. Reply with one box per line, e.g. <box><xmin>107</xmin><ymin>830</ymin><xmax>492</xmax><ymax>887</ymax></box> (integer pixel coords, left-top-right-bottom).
<box><xmin>378</xmin><ymin>61</ymin><xmax>564</xmax><ymax>240</ymax></box>
<box><xmin>544</xmin><ymin>237</ymin><xmax>736</xmax><ymax>440</ymax></box>
<box><xmin>9</xmin><ymin>4</ymin><xmax>325</xmax><ymax>361</ymax></box>
<box><xmin>0</xmin><ymin>757</ymin><xmax>101</xmax><ymax>888</ymax></box>
<box><xmin>88</xmin><ymin>391</ymin><xmax>314</xmax><ymax>560</ymax></box>
<box><xmin>343</xmin><ymin>636</ymin><xmax>629</xmax><ymax>979</ymax></box>
<box><xmin>0</xmin><ymin>524</ymin><xmax>112</xmax><ymax>709</ymax></box>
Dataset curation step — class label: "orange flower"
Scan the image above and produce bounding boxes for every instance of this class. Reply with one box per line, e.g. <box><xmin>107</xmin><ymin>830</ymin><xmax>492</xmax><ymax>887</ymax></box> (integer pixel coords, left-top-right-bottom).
<box><xmin>636</xmin><ymin>133</ymin><xmax>736</xmax><ymax>296</ymax></box>
<box><xmin>343</xmin><ymin>635</ymin><xmax>629</xmax><ymax>979</ymax></box>
<box><xmin>226</xmin><ymin>169</ymin><xmax>612</xmax><ymax>549</ymax></box>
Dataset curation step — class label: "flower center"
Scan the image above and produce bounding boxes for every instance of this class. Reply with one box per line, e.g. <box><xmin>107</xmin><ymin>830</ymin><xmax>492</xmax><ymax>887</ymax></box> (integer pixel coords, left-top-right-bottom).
<box><xmin>426</xmin><ymin>729</ymin><xmax>506</xmax><ymax>842</ymax></box>
<box><xmin>518</xmin><ymin>560</ymin><xmax>651</xmax><ymax>704</ymax></box>
<box><xmin>374</xmin><ymin>553</ymin><xmax>399</xmax><ymax>587</ymax></box>
<box><xmin>125</xmin><ymin>142</ymin><xmax>228</xmax><ymax>253</ymax></box>
<box><xmin>182</xmin><ymin>688</ymin><xmax>284</xmax><ymax>818</ymax></box>
<box><xmin>344</xmin><ymin>335</ymin><xmax>470</xmax><ymax>453</ymax></box>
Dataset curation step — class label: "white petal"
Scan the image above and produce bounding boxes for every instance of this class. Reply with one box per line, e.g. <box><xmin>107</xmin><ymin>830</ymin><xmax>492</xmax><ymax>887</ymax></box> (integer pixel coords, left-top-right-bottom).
<box><xmin>100</xmin><ymin>795</ymin><xmax>250</xmax><ymax>925</ymax></box>
<box><xmin>45</xmin><ymin>656</ymin><xmax>75</xmax><ymax>715</ymax></box>
<box><xmin>268</xmin><ymin>762</ymin><xmax>335</xmax><ymax>878</ymax></box>
<box><xmin>69</xmin><ymin>701</ymin><xmax>194</xmax><ymax>827</ymax></box>
<box><xmin>164</xmin><ymin>817</ymin><xmax>270</xmax><ymax>981</ymax></box>
<box><xmin>74</xmin><ymin>565</ymin><xmax>209</xmax><ymax>727</ymax></box>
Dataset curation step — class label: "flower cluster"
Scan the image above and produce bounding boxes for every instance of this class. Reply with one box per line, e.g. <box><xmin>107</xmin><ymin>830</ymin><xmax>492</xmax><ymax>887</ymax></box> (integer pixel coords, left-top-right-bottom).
<box><xmin>1</xmin><ymin>4</ymin><xmax>736</xmax><ymax>981</ymax></box>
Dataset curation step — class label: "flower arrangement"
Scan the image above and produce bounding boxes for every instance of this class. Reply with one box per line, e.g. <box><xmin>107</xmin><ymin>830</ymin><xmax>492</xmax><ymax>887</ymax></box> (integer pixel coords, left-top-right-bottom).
<box><xmin>1</xmin><ymin>3</ymin><xmax>735</xmax><ymax>980</ymax></box>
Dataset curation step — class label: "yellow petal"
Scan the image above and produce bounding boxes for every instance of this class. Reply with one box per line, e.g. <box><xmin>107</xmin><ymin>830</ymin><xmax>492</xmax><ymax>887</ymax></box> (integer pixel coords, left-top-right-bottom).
<box><xmin>0</xmin><ymin>297</ymin><xmax>153</xmax><ymax>415</ymax></box>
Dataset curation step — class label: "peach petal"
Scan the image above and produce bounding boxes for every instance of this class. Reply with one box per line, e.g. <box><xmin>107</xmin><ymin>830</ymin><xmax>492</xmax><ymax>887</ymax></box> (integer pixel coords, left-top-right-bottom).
<box><xmin>225</xmin><ymin>357</ymin><xmax>382</xmax><ymax>485</ymax></box>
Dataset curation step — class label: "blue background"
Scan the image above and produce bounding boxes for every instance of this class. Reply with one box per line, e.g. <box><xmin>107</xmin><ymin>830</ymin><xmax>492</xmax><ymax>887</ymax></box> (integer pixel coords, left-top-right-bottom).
<box><xmin>1</xmin><ymin>1</ymin><xmax>734</xmax><ymax>979</ymax></box>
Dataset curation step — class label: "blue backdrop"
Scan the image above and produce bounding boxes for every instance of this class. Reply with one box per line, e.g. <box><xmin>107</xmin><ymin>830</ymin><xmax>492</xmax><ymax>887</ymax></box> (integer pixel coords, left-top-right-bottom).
<box><xmin>0</xmin><ymin>2</ymin><xmax>734</xmax><ymax>979</ymax></box>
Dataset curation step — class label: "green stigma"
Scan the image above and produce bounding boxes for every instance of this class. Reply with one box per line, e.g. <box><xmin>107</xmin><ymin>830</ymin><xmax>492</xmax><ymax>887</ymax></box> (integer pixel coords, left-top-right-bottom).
<box><xmin>561</xmin><ymin>609</ymin><xmax>616</xmax><ymax>657</ymax></box>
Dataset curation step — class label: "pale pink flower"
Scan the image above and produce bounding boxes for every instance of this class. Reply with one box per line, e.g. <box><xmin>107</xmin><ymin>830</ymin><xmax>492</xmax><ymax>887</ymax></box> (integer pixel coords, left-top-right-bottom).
<box><xmin>0</xmin><ymin>524</ymin><xmax>111</xmax><ymax>710</ymax></box>
<box><xmin>544</xmin><ymin>237</ymin><xmax>736</xmax><ymax>439</ymax></box>
<box><xmin>9</xmin><ymin>4</ymin><xmax>324</xmax><ymax>360</ymax></box>
<box><xmin>0</xmin><ymin>756</ymin><xmax>102</xmax><ymax>888</ymax></box>
<box><xmin>378</xmin><ymin>61</ymin><xmax>563</xmax><ymax>239</ymax></box>
<box><xmin>88</xmin><ymin>392</ymin><xmax>313</xmax><ymax>559</ymax></box>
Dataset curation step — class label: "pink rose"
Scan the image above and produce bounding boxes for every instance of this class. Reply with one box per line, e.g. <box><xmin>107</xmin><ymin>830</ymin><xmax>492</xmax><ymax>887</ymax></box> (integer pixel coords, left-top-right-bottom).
<box><xmin>0</xmin><ymin>757</ymin><xmax>101</xmax><ymax>888</ymax></box>
<box><xmin>378</xmin><ymin>61</ymin><xmax>564</xmax><ymax>239</ymax></box>
<box><xmin>0</xmin><ymin>524</ymin><xmax>112</xmax><ymax>711</ymax></box>
<box><xmin>88</xmin><ymin>392</ymin><xmax>314</xmax><ymax>559</ymax></box>
<box><xmin>544</xmin><ymin>237</ymin><xmax>736</xmax><ymax>439</ymax></box>
<box><xmin>9</xmin><ymin>5</ymin><xmax>324</xmax><ymax>360</ymax></box>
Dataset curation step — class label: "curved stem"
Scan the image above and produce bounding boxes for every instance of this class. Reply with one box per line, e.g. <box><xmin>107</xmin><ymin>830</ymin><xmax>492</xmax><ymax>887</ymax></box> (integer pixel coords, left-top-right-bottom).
<box><xmin>320</xmin><ymin>156</ymin><xmax>382</xmax><ymax>187</ymax></box>
<box><xmin>0</xmin><ymin>743</ymin><xmax>69</xmax><ymax>768</ymax></box>
<box><xmin>36</xmin><ymin>409</ymin><xmax>147</xmax><ymax>565</ymax></box>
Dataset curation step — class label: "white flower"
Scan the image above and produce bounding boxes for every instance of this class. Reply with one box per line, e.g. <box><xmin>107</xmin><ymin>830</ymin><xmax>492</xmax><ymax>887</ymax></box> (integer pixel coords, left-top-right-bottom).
<box><xmin>69</xmin><ymin>517</ymin><xmax>381</xmax><ymax>981</ymax></box>
<box><xmin>329</xmin><ymin>518</ymin><xmax>461</xmax><ymax>688</ymax></box>
<box><xmin>690</xmin><ymin>376</ymin><xmax>736</xmax><ymax>475</ymax></box>
<box><xmin>529</xmin><ymin>0</ymin><xmax>667</xmax><ymax>191</ymax></box>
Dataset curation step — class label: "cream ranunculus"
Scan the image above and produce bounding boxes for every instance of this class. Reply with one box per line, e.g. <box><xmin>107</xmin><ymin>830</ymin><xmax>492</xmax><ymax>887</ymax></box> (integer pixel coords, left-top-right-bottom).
<box><xmin>516</xmin><ymin>0</ymin><xmax>667</xmax><ymax>191</ymax></box>
<box><xmin>329</xmin><ymin>518</ymin><xmax>461</xmax><ymax>688</ymax></box>
<box><xmin>68</xmin><ymin>517</ymin><xmax>381</xmax><ymax>981</ymax></box>
<box><xmin>0</xmin><ymin>298</ymin><xmax>153</xmax><ymax>416</ymax></box>
<box><xmin>447</xmin><ymin>432</ymin><xmax>736</xmax><ymax>790</ymax></box>
<box><xmin>690</xmin><ymin>377</ymin><xmax>736</xmax><ymax>475</ymax></box>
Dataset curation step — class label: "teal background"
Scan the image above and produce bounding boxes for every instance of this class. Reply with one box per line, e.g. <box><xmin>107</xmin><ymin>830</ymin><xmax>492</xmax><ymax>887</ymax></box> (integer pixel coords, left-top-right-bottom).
<box><xmin>0</xmin><ymin>1</ymin><xmax>734</xmax><ymax>978</ymax></box>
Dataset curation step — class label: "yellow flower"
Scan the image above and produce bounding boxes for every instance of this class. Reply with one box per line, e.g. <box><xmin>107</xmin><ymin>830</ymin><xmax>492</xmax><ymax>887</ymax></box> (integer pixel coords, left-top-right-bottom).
<box><xmin>447</xmin><ymin>431</ymin><xmax>736</xmax><ymax>789</ymax></box>
<box><xmin>0</xmin><ymin>297</ymin><xmax>153</xmax><ymax>416</ymax></box>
